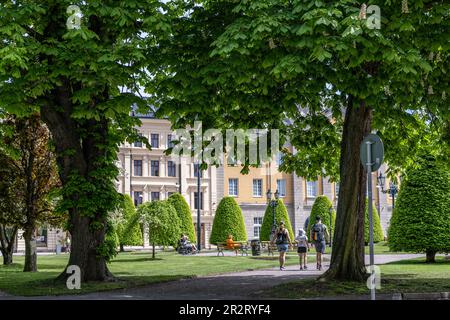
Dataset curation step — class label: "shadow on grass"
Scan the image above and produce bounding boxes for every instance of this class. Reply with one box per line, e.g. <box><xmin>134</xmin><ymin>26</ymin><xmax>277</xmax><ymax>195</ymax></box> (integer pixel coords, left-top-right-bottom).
<box><xmin>112</xmin><ymin>257</ymin><xmax>163</xmax><ymax>263</ymax></box>
<box><xmin>384</xmin><ymin>258</ymin><xmax>450</xmax><ymax>265</ymax></box>
<box><xmin>2</xmin><ymin>273</ymin><xmax>193</xmax><ymax>297</ymax></box>
<box><xmin>259</xmin><ymin>276</ymin><xmax>450</xmax><ymax>299</ymax></box>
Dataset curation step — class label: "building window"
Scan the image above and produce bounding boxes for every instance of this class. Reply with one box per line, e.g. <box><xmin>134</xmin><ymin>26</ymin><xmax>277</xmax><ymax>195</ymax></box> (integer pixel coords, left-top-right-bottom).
<box><xmin>194</xmin><ymin>192</ymin><xmax>203</xmax><ymax>210</ymax></box>
<box><xmin>276</xmin><ymin>152</ymin><xmax>283</xmax><ymax>166</ymax></box>
<box><xmin>228</xmin><ymin>178</ymin><xmax>238</xmax><ymax>197</ymax></box>
<box><xmin>306</xmin><ymin>181</ymin><xmax>317</xmax><ymax>198</ymax></box>
<box><xmin>167</xmin><ymin>134</ymin><xmax>174</xmax><ymax>149</ymax></box>
<box><xmin>134</xmin><ymin>134</ymin><xmax>143</xmax><ymax>148</ymax></box>
<box><xmin>134</xmin><ymin>191</ymin><xmax>143</xmax><ymax>206</ymax></box>
<box><xmin>335</xmin><ymin>182</ymin><xmax>340</xmax><ymax>198</ymax></box>
<box><xmin>134</xmin><ymin>160</ymin><xmax>142</xmax><ymax>176</ymax></box>
<box><xmin>167</xmin><ymin>161</ymin><xmax>176</xmax><ymax>177</ymax></box>
<box><xmin>253</xmin><ymin>179</ymin><xmax>262</xmax><ymax>197</ymax></box>
<box><xmin>253</xmin><ymin>217</ymin><xmax>263</xmax><ymax>238</ymax></box>
<box><xmin>151</xmin><ymin>134</ymin><xmax>159</xmax><ymax>148</ymax></box>
<box><xmin>151</xmin><ymin>192</ymin><xmax>160</xmax><ymax>201</ymax></box>
<box><xmin>151</xmin><ymin>160</ymin><xmax>159</xmax><ymax>176</ymax></box>
<box><xmin>194</xmin><ymin>163</ymin><xmax>203</xmax><ymax>178</ymax></box>
<box><xmin>167</xmin><ymin>192</ymin><xmax>175</xmax><ymax>198</ymax></box>
<box><xmin>277</xmin><ymin>179</ymin><xmax>286</xmax><ymax>197</ymax></box>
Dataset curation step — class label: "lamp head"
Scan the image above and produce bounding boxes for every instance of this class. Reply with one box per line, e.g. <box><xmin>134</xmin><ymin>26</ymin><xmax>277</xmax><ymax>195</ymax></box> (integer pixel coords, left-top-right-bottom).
<box><xmin>266</xmin><ymin>189</ymin><xmax>272</xmax><ymax>202</ymax></box>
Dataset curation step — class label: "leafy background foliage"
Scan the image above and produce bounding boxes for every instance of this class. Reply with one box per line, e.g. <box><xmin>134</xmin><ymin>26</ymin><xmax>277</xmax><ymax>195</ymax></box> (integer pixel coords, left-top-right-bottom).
<box><xmin>260</xmin><ymin>199</ymin><xmax>294</xmax><ymax>241</ymax></box>
<box><xmin>138</xmin><ymin>200</ymin><xmax>181</xmax><ymax>248</ymax></box>
<box><xmin>364</xmin><ymin>199</ymin><xmax>384</xmax><ymax>244</ymax></box>
<box><xmin>168</xmin><ymin>193</ymin><xmax>196</xmax><ymax>243</ymax></box>
<box><xmin>209</xmin><ymin>197</ymin><xmax>247</xmax><ymax>244</ymax></box>
<box><xmin>307</xmin><ymin>195</ymin><xmax>336</xmax><ymax>241</ymax></box>
<box><xmin>388</xmin><ymin>159</ymin><xmax>450</xmax><ymax>254</ymax></box>
<box><xmin>115</xmin><ymin>194</ymin><xmax>143</xmax><ymax>248</ymax></box>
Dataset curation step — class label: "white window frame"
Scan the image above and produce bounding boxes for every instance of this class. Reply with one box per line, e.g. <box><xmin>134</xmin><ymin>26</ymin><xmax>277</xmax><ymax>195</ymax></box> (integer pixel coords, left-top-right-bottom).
<box><xmin>253</xmin><ymin>217</ymin><xmax>263</xmax><ymax>238</ymax></box>
<box><xmin>228</xmin><ymin>178</ymin><xmax>239</xmax><ymax>197</ymax></box>
<box><xmin>277</xmin><ymin>179</ymin><xmax>286</xmax><ymax>197</ymax></box>
<box><xmin>306</xmin><ymin>180</ymin><xmax>317</xmax><ymax>198</ymax></box>
<box><xmin>252</xmin><ymin>179</ymin><xmax>262</xmax><ymax>197</ymax></box>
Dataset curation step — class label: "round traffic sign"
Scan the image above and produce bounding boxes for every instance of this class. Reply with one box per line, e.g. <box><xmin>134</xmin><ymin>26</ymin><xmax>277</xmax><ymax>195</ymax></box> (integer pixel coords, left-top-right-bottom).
<box><xmin>360</xmin><ymin>134</ymin><xmax>384</xmax><ymax>172</ymax></box>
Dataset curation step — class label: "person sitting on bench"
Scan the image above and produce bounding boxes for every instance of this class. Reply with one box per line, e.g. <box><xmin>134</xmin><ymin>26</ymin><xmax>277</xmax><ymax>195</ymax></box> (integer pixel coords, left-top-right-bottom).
<box><xmin>226</xmin><ymin>234</ymin><xmax>241</xmax><ymax>250</ymax></box>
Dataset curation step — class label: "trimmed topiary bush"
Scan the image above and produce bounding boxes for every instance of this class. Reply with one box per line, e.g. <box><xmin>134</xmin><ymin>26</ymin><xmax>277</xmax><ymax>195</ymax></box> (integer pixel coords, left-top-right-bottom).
<box><xmin>260</xmin><ymin>199</ymin><xmax>294</xmax><ymax>241</ymax></box>
<box><xmin>210</xmin><ymin>197</ymin><xmax>247</xmax><ymax>244</ymax></box>
<box><xmin>116</xmin><ymin>194</ymin><xmax>143</xmax><ymax>251</ymax></box>
<box><xmin>168</xmin><ymin>193</ymin><xmax>196</xmax><ymax>242</ymax></box>
<box><xmin>307</xmin><ymin>195</ymin><xmax>336</xmax><ymax>241</ymax></box>
<box><xmin>364</xmin><ymin>199</ymin><xmax>384</xmax><ymax>244</ymax></box>
<box><xmin>138</xmin><ymin>200</ymin><xmax>181</xmax><ymax>258</ymax></box>
<box><xmin>388</xmin><ymin>160</ymin><xmax>450</xmax><ymax>262</ymax></box>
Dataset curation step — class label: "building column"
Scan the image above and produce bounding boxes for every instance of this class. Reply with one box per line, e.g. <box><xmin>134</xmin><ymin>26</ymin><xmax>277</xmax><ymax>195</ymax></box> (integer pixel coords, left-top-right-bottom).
<box><xmin>124</xmin><ymin>153</ymin><xmax>131</xmax><ymax>196</ymax></box>
<box><xmin>143</xmin><ymin>156</ymin><xmax>149</xmax><ymax>177</ymax></box>
<box><xmin>158</xmin><ymin>156</ymin><xmax>164</xmax><ymax>177</ymax></box>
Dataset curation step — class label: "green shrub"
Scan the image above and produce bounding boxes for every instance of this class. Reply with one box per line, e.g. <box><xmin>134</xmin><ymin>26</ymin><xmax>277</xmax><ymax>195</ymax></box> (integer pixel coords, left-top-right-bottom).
<box><xmin>210</xmin><ymin>197</ymin><xmax>247</xmax><ymax>244</ymax></box>
<box><xmin>98</xmin><ymin>220</ymin><xmax>119</xmax><ymax>262</ymax></box>
<box><xmin>138</xmin><ymin>200</ymin><xmax>181</xmax><ymax>249</ymax></box>
<box><xmin>307</xmin><ymin>195</ymin><xmax>335</xmax><ymax>240</ymax></box>
<box><xmin>116</xmin><ymin>194</ymin><xmax>143</xmax><ymax>249</ymax></box>
<box><xmin>364</xmin><ymin>199</ymin><xmax>384</xmax><ymax>244</ymax></box>
<box><xmin>168</xmin><ymin>193</ymin><xmax>196</xmax><ymax>242</ymax></box>
<box><xmin>388</xmin><ymin>160</ymin><xmax>450</xmax><ymax>262</ymax></box>
<box><xmin>260</xmin><ymin>199</ymin><xmax>294</xmax><ymax>241</ymax></box>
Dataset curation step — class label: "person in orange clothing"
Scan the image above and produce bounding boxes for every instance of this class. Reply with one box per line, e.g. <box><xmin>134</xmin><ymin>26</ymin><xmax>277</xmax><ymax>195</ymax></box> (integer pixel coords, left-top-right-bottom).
<box><xmin>226</xmin><ymin>234</ymin><xmax>241</xmax><ymax>254</ymax></box>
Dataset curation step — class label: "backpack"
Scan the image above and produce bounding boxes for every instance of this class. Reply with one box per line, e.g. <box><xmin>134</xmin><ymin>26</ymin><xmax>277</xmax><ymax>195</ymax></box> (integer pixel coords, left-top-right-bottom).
<box><xmin>312</xmin><ymin>223</ymin><xmax>324</xmax><ymax>242</ymax></box>
<box><xmin>275</xmin><ymin>230</ymin><xmax>287</xmax><ymax>245</ymax></box>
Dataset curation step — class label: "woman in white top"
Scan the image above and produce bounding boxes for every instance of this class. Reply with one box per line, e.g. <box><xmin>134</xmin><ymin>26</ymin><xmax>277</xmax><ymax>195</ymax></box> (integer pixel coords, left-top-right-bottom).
<box><xmin>295</xmin><ymin>229</ymin><xmax>309</xmax><ymax>270</ymax></box>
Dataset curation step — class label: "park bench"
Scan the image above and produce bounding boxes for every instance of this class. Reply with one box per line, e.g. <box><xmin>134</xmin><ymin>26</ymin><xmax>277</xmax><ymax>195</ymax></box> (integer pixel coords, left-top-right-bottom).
<box><xmin>216</xmin><ymin>241</ymin><xmax>249</xmax><ymax>256</ymax></box>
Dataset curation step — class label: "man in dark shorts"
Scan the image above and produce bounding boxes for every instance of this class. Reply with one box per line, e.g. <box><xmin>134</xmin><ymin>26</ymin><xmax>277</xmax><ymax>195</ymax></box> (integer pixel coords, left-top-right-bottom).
<box><xmin>310</xmin><ymin>216</ymin><xmax>329</xmax><ymax>270</ymax></box>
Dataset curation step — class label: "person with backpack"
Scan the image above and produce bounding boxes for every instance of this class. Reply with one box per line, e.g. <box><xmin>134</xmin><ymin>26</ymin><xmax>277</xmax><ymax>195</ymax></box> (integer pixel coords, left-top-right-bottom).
<box><xmin>295</xmin><ymin>229</ymin><xmax>309</xmax><ymax>270</ymax></box>
<box><xmin>310</xmin><ymin>216</ymin><xmax>329</xmax><ymax>270</ymax></box>
<box><xmin>271</xmin><ymin>221</ymin><xmax>292</xmax><ymax>270</ymax></box>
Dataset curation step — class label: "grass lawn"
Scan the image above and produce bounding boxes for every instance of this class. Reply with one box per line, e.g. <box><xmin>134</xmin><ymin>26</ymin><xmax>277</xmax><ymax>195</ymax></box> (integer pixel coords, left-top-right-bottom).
<box><xmin>261</xmin><ymin>256</ymin><xmax>450</xmax><ymax>299</ymax></box>
<box><xmin>364</xmin><ymin>241</ymin><xmax>407</xmax><ymax>255</ymax></box>
<box><xmin>0</xmin><ymin>250</ymin><xmax>316</xmax><ymax>296</ymax></box>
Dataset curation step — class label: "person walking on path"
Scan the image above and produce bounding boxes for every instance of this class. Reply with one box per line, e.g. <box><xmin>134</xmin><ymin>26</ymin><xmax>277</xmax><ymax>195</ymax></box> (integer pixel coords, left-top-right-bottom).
<box><xmin>271</xmin><ymin>221</ymin><xmax>292</xmax><ymax>271</ymax></box>
<box><xmin>310</xmin><ymin>216</ymin><xmax>329</xmax><ymax>270</ymax></box>
<box><xmin>295</xmin><ymin>229</ymin><xmax>309</xmax><ymax>270</ymax></box>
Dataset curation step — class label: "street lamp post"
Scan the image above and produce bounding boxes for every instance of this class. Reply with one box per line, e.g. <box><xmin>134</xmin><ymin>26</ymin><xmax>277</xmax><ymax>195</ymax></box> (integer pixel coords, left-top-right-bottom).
<box><xmin>266</xmin><ymin>189</ymin><xmax>279</xmax><ymax>240</ymax></box>
<box><xmin>197</xmin><ymin>161</ymin><xmax>201</xmax><ymax>251</ymax></box>
<box><xmin>377</xmin><ymin>172</ymin><xmax>399</xmax><ymax>209</ymax></box>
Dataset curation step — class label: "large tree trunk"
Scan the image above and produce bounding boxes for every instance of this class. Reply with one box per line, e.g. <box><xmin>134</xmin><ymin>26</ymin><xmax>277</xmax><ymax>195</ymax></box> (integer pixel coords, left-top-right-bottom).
<box><xmin>42</xmin><ymin>102</ymin><xmax>114</xmax><ymax>282</ymax></box>
<box><xmin>425</xmin><ymin>250</ymin><xmax>436</xmax><ymax>263</ymax></box>
<box><xmin>321</xmin><ymin>97</ymin><xmax>372</xmax><ymax>281</ymax></box>
<box><xmin>59</xmin><ymin>214</ymin><xmax>112</xmax><ymax>281</ymax></box>
<box><xmin>152</xmin><ymin>243</ymin><xmax>156</xmax><ymax>259</ymax></box>
<box><xmin>0</xmin><ymin>225</ymin><xmax>17</xmax><ymax>265</ymax></box>
<box><xmin>23</xmin><ymin>226</ymin><xmax>37</xmax><ymax>272</ymax></box>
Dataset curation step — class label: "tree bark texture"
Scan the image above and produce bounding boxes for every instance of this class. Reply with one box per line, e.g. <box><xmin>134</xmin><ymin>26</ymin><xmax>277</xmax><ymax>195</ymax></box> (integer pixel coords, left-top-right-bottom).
<box><xmin>322</xmin><ymin>97</ymin><xmax>372</xmax><ymax>281</ymax></box>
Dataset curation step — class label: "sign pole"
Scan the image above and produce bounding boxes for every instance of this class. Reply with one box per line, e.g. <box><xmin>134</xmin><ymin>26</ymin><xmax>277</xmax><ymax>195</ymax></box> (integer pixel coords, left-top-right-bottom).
<box><xmin>366</xmin><ymin>140</ymin><xmax>376</xmax><ymax>301</ymax></box>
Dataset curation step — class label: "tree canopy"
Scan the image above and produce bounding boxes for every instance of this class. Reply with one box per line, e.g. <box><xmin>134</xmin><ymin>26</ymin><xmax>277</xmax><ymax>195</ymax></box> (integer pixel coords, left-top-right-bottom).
<box><xmin>149</xmin><ymin>0</ymin><xmax>449</xmax><ymax>281</ymax></box>
<box><xmin>0</xmin><ymin>0</ymin><xmax>174</xmax><ymax>281</ymax></box>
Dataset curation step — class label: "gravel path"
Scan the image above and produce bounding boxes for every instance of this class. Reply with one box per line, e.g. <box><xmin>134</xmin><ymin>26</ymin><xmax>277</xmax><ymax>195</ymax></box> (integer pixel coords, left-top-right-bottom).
<box><xmin>0</xmin><ymin>254</ymin><xmax>423</xmax><ymax>300</ymax></box>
